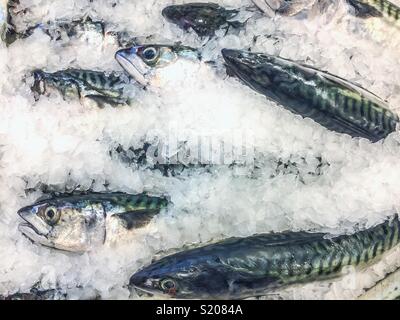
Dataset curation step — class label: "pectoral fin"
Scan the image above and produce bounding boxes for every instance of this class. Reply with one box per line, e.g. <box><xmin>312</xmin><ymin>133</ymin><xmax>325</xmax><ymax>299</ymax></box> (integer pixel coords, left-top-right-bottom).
<box><xmin>346</xmin><ymin>0</ymin><xmax>383</xmax><ymax>18</ymax></box>
<box><xmin>113</xmin><ymin>209</ymin><xmax>161</xmax><ymax>230</ymax></box>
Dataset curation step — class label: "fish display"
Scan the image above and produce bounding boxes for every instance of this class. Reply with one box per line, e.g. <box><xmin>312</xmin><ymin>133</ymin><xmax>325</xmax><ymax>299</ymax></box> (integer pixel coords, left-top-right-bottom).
<box><xmin>115</xmin><ymin>44</ymin><xmax>201</xmax><ymax>87</ymax></box>
<box><xmin>2</xmin><ymin>0</ymin><xmax>400</xmax><ymax>301</ymax></box>
<box><xmin>130</xmin><ymin>215</ymin><xmax>400</xmax><ymax>299</ymax></box>
<box><xmin>162</xmin><ymin>2</ymin><xmax>244</xmax><ymax>37</ymax></box>
<box><xmin>18</xmin><ymin>192</ymin><xmax>169</xmax><ymax>252</ymax></box>
<box><xmin>222</xmin><ymin>49</ymin><xmax>399</xmax><ymax>142</ymax></box>
<box><xmin>31</xmin><ymin>69</ymin><xmax>136</xmax><ymax>107</ymax></box>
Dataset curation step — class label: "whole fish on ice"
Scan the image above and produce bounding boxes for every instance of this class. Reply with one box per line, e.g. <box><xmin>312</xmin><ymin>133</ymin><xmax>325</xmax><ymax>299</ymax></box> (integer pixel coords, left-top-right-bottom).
<box><xmin>1</xmin><ymin>11</ymin><xmax>136</xmax><ymax>46</ymax></box>
<box><xmin>18</xmin><ymin>192</ymin><xmax>169</xmax><ymax>252</ymax></box>
<box><xmin>222</xmin><ymin>49</ymin><xmax>399</xmax><ymax>142</ymax></box>
<box><xmin>31</xmin><ymin>69</ymin><xmax>136</xmax><ymax>107</ymax></box>
<box><xmin>130</xmin><ymin>215</ymin><xmax>400</xmax><ymax>299</ymax></box>
<box><xmin>162</xmin><ymin>2</ymin><xmax>250</xmax><ymax>37</ymax></box>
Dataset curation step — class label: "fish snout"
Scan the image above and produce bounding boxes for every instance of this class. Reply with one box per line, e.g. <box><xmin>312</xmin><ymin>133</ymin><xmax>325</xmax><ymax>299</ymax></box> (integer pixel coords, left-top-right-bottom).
<box><xmin>221</xmin><ymin>48</ymin><xmax>241</xmax><ymax>62</ymax></box>
<box><xmin>115</xmin><ymin>47</ymin><xmax>148</xmax><ymax>86</ymax></box>
<box><xmin>161</xmin><ymin>5</ymin><xmax>181</xmax><ymax>21</ymax></box>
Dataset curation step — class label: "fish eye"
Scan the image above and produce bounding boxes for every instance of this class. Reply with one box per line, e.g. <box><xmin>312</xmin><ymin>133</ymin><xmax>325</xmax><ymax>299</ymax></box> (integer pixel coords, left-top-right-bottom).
<box><xmin>142</xmin><ymin>47</ymin><xmax>158</xmax><ymax>62</ymax></box>
<box><xmin>160</xmin><ymin>278</ymin><xmax>176</xmax><ymax>292</ymax></box>
<box><xmin>43</xmin><ymin>206</ymin><xmax>60</xmax><ymax>225</ymax></box>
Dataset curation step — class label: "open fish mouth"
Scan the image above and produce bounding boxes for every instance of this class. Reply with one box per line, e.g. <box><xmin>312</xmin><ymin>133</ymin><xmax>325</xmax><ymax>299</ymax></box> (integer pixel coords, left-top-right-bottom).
<box><xmin>18</xmin><ymin>222</ymin><xmax>49</xmax><ymax>244</ymax></box>
<box><xmin>221</xmin><ymin>49</ymin><xmax>262</xmax><ymax>85</ymax></box>
<box><xmin>115</xmin><ymin>47</ymin><xmax>148</xmax><ymax>86</ymax></box>
<box><xmin>17</xmin><ymin>208</ymin><xmax>51</xmax><ymax>246</ymax></box>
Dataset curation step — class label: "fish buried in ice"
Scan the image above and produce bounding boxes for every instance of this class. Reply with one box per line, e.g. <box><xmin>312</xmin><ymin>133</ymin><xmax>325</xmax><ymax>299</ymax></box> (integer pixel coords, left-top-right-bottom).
<box><xmin>31</xmin><ymin>69</ymin><xmax>135</xmax><ymax>107</ymax></box>
<box><xmin>222</xmin><ymin>49</ymin><xmax>399</xmax><ymax>142</ymax></box>
<box><xmin>346</xmin><ymin>0</ymin><xmax>400</xmax><ymax>23</ymax></box>
<box><xmin>130</xmin><ymin>215</ymin><xmax>400</xmax><ymax>299</ymax></box>
<box><xmin>162</xmin><ymin>2</ymin><xmax>244</xmax><ymax>37</ymax></box>
<box><xmin>115</xmin><ymin>44</ymin><xmax>201</xmax><ymax>87</ymax></box>
<box><xmin>18</xmin><ymin>192</ymin><xmax>169</xmax><ymax>252</ymax></box>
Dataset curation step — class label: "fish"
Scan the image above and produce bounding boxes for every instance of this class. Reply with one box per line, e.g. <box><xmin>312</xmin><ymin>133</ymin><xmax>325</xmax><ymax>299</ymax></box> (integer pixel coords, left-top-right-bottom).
<box><xmin>31</xmin><ymin>69</ymin><xmax>136</xmax><ymax>107</ymax></box>
<box><xmin>162</xmin><ymin>2</ymin><xmax>245</xmax><ymax>37</ymax></box>
<box><xmin>222</xmin><ymin>49</ymin><xmax>399</xmax><ymax>142</ymax></box>
<box><xmin>115</xmin><ymin>44</ymin><xmax>201</xmax><ymax>87</ymax></box>
<box><xmin>18</xmin><ymin>192</ymin><xmax>169</xmax><ymax>252</ymax></box>
<box><xmin>129</xmin><ymin>215</ymin><xmax>400</xmax><ymax>299</ymax></box>
<box><xmin>113</xmin><ymin>143</ymin><xmax>330</xmax><ymax>181</ymax></box>
<box><xmin>1</xmin><ymin>10</ymin><xmax>136</xmax><ymax>46</ymax></box>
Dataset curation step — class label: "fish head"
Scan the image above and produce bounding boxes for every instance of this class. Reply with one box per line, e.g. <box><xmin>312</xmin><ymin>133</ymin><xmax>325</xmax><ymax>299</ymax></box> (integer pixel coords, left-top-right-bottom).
<box><xmin>162</xmin><ymin>3</ymin><xmax>235</xmax><ymax>37</ymax></box>
<box><xmin>18</xmin><ymin>198</ymin><xmax>106</xmax><ymax>252</ymax></box>
<box><xmin>115</xmin><ymin>44</ymin><xmax>200</xmax><ymax>87</ymax></box>
<box><xmin>222</xmin><ymin>48</ymin><xmax>293</xmax><ymax>98</ymax></box>
<box><xmin>129</xmin><ymin>254</ymin><xmax>235</xmax><ymax>299</ymax></box>
<box><xmin>31</xmin><ymin>70</ymin><xmax>47</xmax><ymax>96</ymax></box>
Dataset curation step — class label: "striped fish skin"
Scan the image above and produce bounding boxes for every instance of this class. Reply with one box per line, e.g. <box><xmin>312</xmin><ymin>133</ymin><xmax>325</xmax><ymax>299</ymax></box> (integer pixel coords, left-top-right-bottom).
<box><xmin>222</xmin><ymin>49</ymin><xmax>399</xmax><ymax>142</ymax></box>
<box><xmin>31</xmin><ymin>69</ymin><xmax>134</xmax><ymax>107</ymax></box>
<box><xmin>347</xmin><ymin>0</ymin><xmax>400</xmax><ymax>23</ymax></box>
<box><xmin>130</xmin><ymin>215</ymin><xmax>400</xmax><ymax>299</ymax></box>
<box><xmin>18</xmin><ymin>192</ymin><xmax>169</xmax><ymax>252</ymax></box>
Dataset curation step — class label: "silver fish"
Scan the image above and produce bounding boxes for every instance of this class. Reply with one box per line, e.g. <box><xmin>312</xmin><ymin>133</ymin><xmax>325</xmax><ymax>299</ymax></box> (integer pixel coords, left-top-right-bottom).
<box><xmin>31</xmin><ymin>69</ymin><xmax>136</xmax><ymax>107</ymax></box>
<box><xmin>18</xmin><ymin>192</ymin><xmax>169</xmax><ymax>252</ymax></box>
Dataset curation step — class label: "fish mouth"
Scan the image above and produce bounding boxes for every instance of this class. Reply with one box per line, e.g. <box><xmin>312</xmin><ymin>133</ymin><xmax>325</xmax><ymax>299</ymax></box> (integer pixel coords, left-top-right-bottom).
<box><xmin>221</xmin><ymin>49</ymin><xmax>257</xmax><ymax>80</ymax></box>
<box><xmin>17</xmin><ymin>207</ymin><xmax>51</xmax><ymax>246</ymax></box>
<box><xmin>115</xmin><ymin>47</ymin><xmax>148</xmax><ymax>86</ymax></box>
<box><xmin>161</xmin><ymin>6</ymin><xmax>179</xmax><ymax>20</ymax></box>
<box><xmin>18</xmin><ymin>222</ymin><xmax>49</xmax><ymax>245</ymax></box>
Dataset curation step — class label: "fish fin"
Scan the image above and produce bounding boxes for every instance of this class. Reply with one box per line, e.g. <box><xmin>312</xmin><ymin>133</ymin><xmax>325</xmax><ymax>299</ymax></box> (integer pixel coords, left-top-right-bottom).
<box><xmin>243</xmin><ymin>230</ymin><xmax>327</xmax><ymax>246</ymax></box>
<box><xmin>84</xmin><ymin>95</ymin><xmax>125</xmax><ymax>108</ymax></box>
<box><xmin>227</xmin><ymin>20</ymin><xmax>246</xmax><ymax>30</ymax></box>
<box><xmin>345</xmin><ymin>0</ymin><xmax>383</xmax><ymax>18</ymax></box>
<box><xmin>113</xmin><ymin>209</ymin><xmax>161</xmax><ymax>230</ymax></box>
<box><xmin>296</xmin><ymin>61</ymin><xmax>389</xmax><ymax>106</ymax></box>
